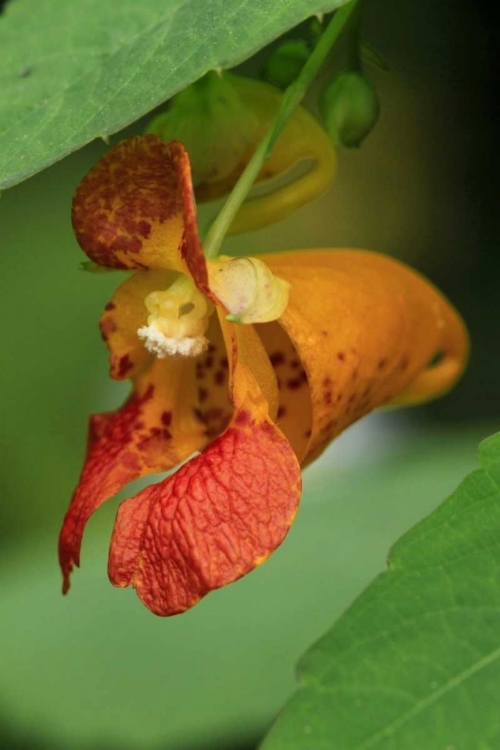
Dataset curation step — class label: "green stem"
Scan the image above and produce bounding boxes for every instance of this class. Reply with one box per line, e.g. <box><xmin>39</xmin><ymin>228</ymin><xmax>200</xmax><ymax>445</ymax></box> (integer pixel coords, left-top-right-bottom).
<box><xmin>345</xmin><ymin>0</ymin><xmax>363</xmax><ymax>71</ymax></box>
<box><xmin>203</xmin><ymin>0</ymin><xmax>360</xmax><ymax>259</ymax></box>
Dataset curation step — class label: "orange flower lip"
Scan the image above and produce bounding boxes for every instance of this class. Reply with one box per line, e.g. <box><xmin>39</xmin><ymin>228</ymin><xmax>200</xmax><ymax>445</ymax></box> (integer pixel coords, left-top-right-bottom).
<box><xmin>59</xmin><ymin>135</ymin><xmax>468</xmax><ymax>615</ymax></box>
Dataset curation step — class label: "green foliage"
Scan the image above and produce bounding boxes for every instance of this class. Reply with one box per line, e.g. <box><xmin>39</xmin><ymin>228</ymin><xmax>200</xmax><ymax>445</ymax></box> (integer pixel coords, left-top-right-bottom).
<box><xmin>263</xmin><ymin>433</ymin><xmax>500</xmax><ymax>749</ymax></box>
<box><xmin>0</xmin><ymin>0</ymin><xmax>348</xmax><ymax>189</ymax></box>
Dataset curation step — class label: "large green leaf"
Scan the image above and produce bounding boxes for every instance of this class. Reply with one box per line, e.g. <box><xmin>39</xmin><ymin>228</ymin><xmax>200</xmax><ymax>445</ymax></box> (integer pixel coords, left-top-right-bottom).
<box><xmin>262</xmin><ymin>432</ymin><xmax>500</xmax><ymax>750</ymax></box>
<box><xmin>0</xmin><ymin>0</ymin><xmax>347</xmax><ymax>189</ymax></box>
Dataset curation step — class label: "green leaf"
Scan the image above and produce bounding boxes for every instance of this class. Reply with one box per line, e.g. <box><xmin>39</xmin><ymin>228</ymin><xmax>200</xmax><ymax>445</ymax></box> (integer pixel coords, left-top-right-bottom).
<box><xmin>262</xmin><ymin>432</ymin><xmax>500</xmax><ymax>750</ymax></box>
<box><xmin>0</xmin><ymin>0</ymin><xmax>348</xmax><ymax>190</ymax></box>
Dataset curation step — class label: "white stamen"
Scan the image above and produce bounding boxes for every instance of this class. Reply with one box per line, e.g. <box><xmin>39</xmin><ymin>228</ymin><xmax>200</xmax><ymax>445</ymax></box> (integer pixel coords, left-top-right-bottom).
<box><xmin>138</xmin><ymin>325</ymin><xmax>209</xmax><ymax>359</ymax></box>
<box><xmin>137</xmin><ymin>275</ymin><xmax>213</xmax><ymax>359</ymax></box>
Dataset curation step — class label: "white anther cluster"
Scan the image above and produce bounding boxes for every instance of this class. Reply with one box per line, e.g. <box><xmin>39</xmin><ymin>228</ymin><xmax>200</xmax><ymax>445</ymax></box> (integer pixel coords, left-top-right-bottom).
<box><xmin>137</xmin><ymin>276</ymin><xmax>212</xmax><ymax>358</ymax></box>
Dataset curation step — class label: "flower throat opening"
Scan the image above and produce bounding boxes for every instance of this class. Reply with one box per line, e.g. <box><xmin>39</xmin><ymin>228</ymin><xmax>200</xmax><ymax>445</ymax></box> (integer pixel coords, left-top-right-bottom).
<box><xmin>138</xmin><ymin>275</ymin><xmax>213</xmax><ymax>358</ymax></box>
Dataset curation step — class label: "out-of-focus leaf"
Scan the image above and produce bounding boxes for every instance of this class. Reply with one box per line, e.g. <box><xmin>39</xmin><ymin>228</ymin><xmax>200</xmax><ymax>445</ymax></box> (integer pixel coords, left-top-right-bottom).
<box><xmin>0</xmin><ymin>0</ymin><xmax>348</xmax><ymax>189</ymax></box>
<box><xmin>79</xmin><ymin>261</ymin><xmax>124</xmax><ymax>274</ymax></box>
<box><xmin>262</xmin><ymin>432</ymin><xmax>500</xmax><ymax>750</ymax></box>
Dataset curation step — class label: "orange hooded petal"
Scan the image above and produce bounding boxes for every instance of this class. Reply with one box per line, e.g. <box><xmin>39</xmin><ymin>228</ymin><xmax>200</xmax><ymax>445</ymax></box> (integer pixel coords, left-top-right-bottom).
<box><xmin>107</xmin><ymin>314</ymin><xmax>300</xmax><ymax>615</ymax></box>
<box><xmin>262</xmin><ymin>249</ymin><xmax>468</xmax><ymax>465</ymax></box>
<box><xmin>72</xmin><ymin>135</ymin><xmax>212</xmax><ymax>298</ymax></box>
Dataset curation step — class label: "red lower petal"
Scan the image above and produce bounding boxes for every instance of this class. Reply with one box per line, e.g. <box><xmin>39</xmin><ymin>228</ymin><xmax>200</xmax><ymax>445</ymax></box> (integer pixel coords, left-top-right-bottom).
<box><xmin>59</xmin><ymin>389</ymin><xmax>160</xmax><ymax>594</ymax></box>
<box><xmin>108</xmin><ymin>408</ymin><xmax>301</xmax><ymax>616</ymax></box>
<box><xmin>59</xmin><ymin>358</ymin><xmax>207</xmax><ymax>594</ymax></box>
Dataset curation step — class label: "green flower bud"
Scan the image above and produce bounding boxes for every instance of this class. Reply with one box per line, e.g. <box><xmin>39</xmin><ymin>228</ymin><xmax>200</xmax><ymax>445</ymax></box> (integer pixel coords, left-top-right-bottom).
<box><xmin>261</xmin><ymin>40</ymin><xmax>310</xmax><ymax>90</ymax></box>
<box><xmin>320</xmin><ymin>71</ymin><xmax>379</xmax><ymax>148</ymax></box>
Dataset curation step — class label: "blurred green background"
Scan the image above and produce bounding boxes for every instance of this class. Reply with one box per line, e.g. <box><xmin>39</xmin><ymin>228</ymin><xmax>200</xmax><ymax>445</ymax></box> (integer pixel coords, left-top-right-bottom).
<box><xmin>0</xmin><ymin>0</ymin><xmax>498</xmax><ymax>748</ymax></box>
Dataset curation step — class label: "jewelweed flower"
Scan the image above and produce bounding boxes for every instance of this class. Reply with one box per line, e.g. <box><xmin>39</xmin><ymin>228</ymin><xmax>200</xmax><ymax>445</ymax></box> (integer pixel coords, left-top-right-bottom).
<box><xmin>59</xmin><ymin>135</ymin><xmax>468</xmax><ymax>616</ymax></box>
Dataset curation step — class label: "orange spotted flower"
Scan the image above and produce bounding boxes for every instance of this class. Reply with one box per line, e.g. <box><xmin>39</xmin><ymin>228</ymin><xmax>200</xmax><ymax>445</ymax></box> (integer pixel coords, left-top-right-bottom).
<box><xmin>59</xmin><ymin>134</ymin><xmax>468</xmax><ymax>616</ymax></box>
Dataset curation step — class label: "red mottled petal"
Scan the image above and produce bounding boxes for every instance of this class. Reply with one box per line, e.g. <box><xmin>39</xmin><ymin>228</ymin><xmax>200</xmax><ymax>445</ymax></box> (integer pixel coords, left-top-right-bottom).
<box><xmin>173</xmin><ymin>144</ymin><xmax>215</xmax><ymax>301</ymax></box>
<box><xmin>108</xmin><ymin>312</ymin><xmax>298</xmax><ymax>615</ymax></box>
<box><xmin>108</xmin><ymin>407</ymin><xmax>301</xmax><ymax>615</ymax></box>
<box><xmin>72</xmin><ymin>136</ymin><xmax>210</xmax><ymax>296</ymax></box>
<box><xmin>59</xmin><ymin>357</ymin><xmax>207</xmax><ymax>593</ymax></box>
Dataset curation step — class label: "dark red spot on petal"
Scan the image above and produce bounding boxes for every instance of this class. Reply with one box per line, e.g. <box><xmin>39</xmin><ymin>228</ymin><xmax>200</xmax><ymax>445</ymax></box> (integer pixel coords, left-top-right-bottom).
<box><xmin>100</xmin><ymin>318</ymin><xmax>118</xmax><ymax>337</ymax></box>
<box><xmin>235</xmin><ymin>410</ymin><xmax>251</xmax><ymax>426</ymax></box>
<box><xmin>321</xmin><ymin>419</ymin><xmax>337</xmax><ymax>434</ymax></box>
<box><xmin>270</xmin><ymin>352</ymin><xmax>285</xmax><ymax>367</ymax></box>
<box><xmin>112</xmin><ymin>235</ymin><xmax>143</xmax><ymax>255</ymax></box>
<box><xmin>214</xmin><ymin>370</ymin><xmax>225</xmax><ymax>386</ymax></box>
<box><xmin>161</xmin><ymin>411</ymin><xmax>172</xmax><ymax>426</ymax></box>
<box><xmin>337</xmin><ymin>352</ymin><xmax>346</xmax><ymax>362</ymax></box>
<box><xmin>118</xmin><ymin>354</ymin><xmax>133</xmax><ymax>378</ymax></box>
<box><xmin>143</xmin><ymin>384</ymin><xmax>155</xmax><ymax>400</ymax></box>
